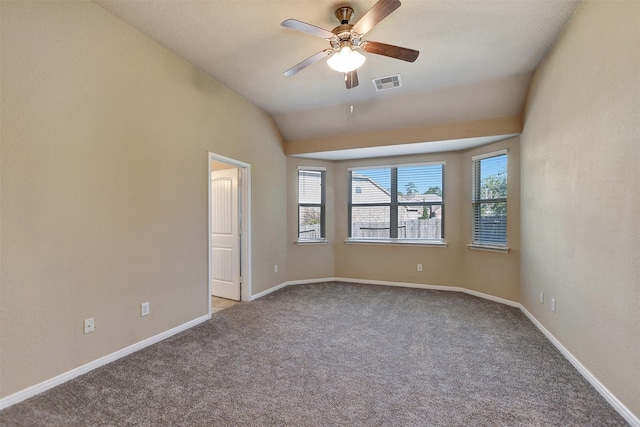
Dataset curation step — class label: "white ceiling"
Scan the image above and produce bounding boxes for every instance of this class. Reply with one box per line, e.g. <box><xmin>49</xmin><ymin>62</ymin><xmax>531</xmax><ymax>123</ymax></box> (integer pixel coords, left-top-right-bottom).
<box><xmin>94</xmin><ymin>0</ymin><xmax>580</xmax><ymax>157</ymax></box>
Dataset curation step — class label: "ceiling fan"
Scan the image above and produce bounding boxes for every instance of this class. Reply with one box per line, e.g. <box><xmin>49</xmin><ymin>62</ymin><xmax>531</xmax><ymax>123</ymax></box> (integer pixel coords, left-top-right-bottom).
<box><xmin>281</xmin><ymin>0</ymin><xmax>419</xmax><ymax>89</ymax></box>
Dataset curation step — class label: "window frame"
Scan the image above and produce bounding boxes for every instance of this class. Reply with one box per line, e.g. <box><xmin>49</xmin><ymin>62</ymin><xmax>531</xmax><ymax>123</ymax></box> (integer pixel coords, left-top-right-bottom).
<box><xmin>346</xmin><ymin>162</ymin><xmax>446</xmax><ymax>246</ymax></box>
<box><xmin>297</xmin><ymin>166</ymin><xmax>327</xmax><ymax>244</ymax></box>
<box><xmin>469</xmin><ymin>149</ymin><xmax>509</xmax><ymax>252</ymax></box>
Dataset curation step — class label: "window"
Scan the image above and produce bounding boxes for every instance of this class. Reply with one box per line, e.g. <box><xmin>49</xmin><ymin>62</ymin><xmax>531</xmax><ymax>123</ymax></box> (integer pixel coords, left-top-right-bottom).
<box><xmin>471</xmin><ymin>150</ymin><xmax>507</xmax><ymax>247</ymax></box>
<box><xmin>348</xmin><ymin>163</ymin><xmax>444</xmax><ymax>242</ymax></box>
<box><xmin>298</xmin><ymin>167</ymin><xmax>326</xmax><ymax>241</ymax></box>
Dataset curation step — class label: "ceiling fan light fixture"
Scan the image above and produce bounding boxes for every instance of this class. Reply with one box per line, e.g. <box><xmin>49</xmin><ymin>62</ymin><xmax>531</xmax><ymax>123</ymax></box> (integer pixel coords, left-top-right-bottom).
<box><xmin>327</xmin><ymin>46</ymin><xmax>366</xmax><ymax>73</ymax></box>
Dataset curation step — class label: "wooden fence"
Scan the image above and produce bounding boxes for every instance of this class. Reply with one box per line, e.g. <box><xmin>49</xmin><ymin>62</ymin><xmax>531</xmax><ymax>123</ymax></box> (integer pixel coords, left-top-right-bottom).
<box><xmin>352</xmin><ymin>218</ymin><xmax>442</xmax><ymax>239</ymax></box>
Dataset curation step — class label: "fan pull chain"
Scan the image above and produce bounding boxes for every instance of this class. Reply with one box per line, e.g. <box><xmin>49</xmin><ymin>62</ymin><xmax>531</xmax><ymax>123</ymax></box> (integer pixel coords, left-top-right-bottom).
<box><xmin>349</xmin><ymin>86</ymin><xmax>354</xmax><ymax>114</ymax></box>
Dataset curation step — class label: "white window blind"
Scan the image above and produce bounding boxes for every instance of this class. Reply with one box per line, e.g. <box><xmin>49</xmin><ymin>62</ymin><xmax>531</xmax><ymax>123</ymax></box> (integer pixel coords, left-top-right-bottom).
<box><xmin>472</xmin><ymin>151</ymin><xmax>507</xmax><ymax>246</ymax></box>
<box><xmin>298</xmin><ymin>168</ymin><xmax>326</xmax><ymax>241</ymax></box>
<box><xmin>348</xmin><ymin>163</ymin><xmax>444</xmax><ymax>241</ymax></box>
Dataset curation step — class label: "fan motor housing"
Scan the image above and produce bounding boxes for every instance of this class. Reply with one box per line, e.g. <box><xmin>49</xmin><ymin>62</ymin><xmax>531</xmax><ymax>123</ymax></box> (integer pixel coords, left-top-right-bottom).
<box><xmin>332</xmin><ymin>24</ymin><xmax>354</xmax><ymax>40</ymax></box>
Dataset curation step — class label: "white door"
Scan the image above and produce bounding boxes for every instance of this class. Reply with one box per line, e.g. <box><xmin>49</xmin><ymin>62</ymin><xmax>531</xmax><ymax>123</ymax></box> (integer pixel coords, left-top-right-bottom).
<box><xmin>210</xmin><ymin>168</ymin><xmax>241</xmax><ymax>301</ymax></box>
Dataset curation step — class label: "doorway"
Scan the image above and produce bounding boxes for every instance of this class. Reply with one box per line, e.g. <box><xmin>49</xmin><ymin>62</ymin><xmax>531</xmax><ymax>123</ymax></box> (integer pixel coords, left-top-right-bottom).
<box><xmin>208</xmin><ymin>153</ymin><xmax>251</xmax><ymax>315</ymax></box>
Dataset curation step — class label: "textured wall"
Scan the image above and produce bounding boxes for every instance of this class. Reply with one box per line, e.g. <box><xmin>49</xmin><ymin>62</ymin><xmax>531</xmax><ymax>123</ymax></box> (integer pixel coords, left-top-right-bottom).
<box><xmin>520</xmin><ymin>0</ymin><xmax>640</xmax><ymax>417</ymax></box>
<box><xmin>0</xmin><ymin>1</ymin><xmax>287</xmax><ymax>398</ymax></box>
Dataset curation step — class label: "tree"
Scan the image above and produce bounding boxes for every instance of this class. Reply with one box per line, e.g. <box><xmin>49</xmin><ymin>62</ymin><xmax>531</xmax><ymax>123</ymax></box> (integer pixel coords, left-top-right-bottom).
<box><xmin>419</xmin><ymin>205</ymin><xmax>431</xmax><ymax>220</ymax></box>
<box><xmin>481</xmin><ymin>172</ymin><xmax>507</xmax><ymax>216</ymax></box>
<box><xmin>481</xmin><ymin>173</ymin><xmax>506</xmax><ymax>199</ymax></box>
<box><xmin>405</xmin><ymin>182</ymin><xmax>417</xmax><ymax>195</ymax></box>
<box><xmin>424</xmin><ymin>186</ymin><xmax>442</xmax><ymax>196</ymax></box>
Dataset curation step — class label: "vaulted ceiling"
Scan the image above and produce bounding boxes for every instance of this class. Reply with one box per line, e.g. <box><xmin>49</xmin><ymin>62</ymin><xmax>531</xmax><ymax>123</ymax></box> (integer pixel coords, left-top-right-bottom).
<box><xmin>94</xmin><ymin>0</ymin><xmax>580</xmax><ymax>158</ymax></box>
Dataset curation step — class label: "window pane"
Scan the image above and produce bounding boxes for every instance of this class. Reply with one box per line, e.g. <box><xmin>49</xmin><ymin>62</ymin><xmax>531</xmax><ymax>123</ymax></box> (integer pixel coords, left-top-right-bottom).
<box><xmin>472</xmin><ymin>152</ymin><xmax>507</xmax><ymax>245</ymax></box>
<box><xmin>397</xmin><ymin>164</ymin><xmax>443</xmax><ymax>240</ymax></box>
<box><xmin>298</xmin><ymin>170</ymin><xmax>322</xmax><ymax>204</ymax></box>
<box><xmin>473</xmin><ymin>201</ymin><xmax>506</xmax><ymax>244</ymax></box>
<box><xmin>479</xmin><ymin>155</ymin><xmax>507</xmax><ymax>200</ymax></box>
<box><xmin>299</xmin><ymin>206</ymin><xmax>322</xmax><ymax>240</ymax></box>
<box><xmin>398</xmin><ymin>204</ymin><xmax>443</xmax><ymax>239</ymax></box>
<box><xmin>351</xmin><ymin>206</ymin><xmax>390</xmax><ymax>238</ymax></box>
<box><xmin>298</xmin><ymin>168</ymin><xmax>325</xmax><ymax>240</ymax></box>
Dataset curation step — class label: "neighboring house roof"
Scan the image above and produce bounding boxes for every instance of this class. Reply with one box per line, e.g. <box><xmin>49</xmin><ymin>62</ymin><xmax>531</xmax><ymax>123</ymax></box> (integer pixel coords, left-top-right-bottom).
<box><xmin>352</xmin><ymin>174</ymin><xmax>391</xmax><ymax>197</ymax></box>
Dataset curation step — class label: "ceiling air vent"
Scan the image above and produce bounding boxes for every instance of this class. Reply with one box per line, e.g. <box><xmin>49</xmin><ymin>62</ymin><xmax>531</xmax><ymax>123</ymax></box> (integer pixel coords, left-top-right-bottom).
<box><xmin>372</xmin><ymin>74</ymin><xmax>402</xmax><ymax>91</ymax></box>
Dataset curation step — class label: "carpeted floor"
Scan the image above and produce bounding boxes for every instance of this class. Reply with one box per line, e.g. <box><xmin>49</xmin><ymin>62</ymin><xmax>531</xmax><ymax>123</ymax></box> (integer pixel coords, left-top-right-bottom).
<box><xmin>0</xmin><ymin>282</ymin><xmax>628</xmax><ymax>426</ymax></box>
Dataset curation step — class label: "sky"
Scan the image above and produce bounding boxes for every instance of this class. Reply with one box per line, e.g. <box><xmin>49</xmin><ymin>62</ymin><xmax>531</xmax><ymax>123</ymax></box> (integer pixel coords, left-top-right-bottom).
<box><xmin>352</xmin><ymin>155</ymin><xmax>507</xmax><ymax>194</ymax></box>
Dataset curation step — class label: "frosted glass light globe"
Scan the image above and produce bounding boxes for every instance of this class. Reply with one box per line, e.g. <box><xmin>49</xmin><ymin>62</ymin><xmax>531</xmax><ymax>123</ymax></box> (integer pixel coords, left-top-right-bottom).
<box><xmin>327</xmin><ymin>47</ymin><xmax>366</xmax><ymax>73</ymax></box>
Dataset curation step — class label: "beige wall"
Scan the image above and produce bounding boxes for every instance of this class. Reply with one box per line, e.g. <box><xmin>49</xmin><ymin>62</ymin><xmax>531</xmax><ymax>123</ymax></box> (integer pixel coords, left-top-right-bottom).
<box><xmin>287</xmin><ymin>159</ymin><xmax>336</xmax><ymax>281</ymax></box>
<box><xmin>461</xmin><ymin>140</ymin><xmax>520</xmax><ymax>301</ymax></box>
<box><xmin>520</xmin><ymin>0</ymin><xmax>640</xmax><ymax>417</ymax></box>
<box><xmin>288</xmin><ymin>137</ymin><xmax>521</xmax><ymax>303</ymax></box>
<box><xmin>0</xmin><ymin>1</ymin><xmax>287</xmax><ymax>398</ymax></box>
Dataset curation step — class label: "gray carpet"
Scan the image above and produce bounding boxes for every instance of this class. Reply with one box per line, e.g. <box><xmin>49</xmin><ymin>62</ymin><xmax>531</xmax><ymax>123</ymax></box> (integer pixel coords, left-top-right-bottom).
<box><xmin>0</xmin><ymin>282</ymin><xmax>628</xmax><ymax>426</ymax></box>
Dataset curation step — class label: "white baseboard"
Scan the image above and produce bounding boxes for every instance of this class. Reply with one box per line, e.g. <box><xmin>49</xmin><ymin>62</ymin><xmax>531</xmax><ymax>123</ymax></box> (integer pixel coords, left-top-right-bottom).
<box><xmin>252</xmin><ymin>277</ymin><xmax>519</xmax><ymax>308</ymax></box>
<box><xmin>0</xmin><ymin>314</ymin><xmax>210</xmax><ymax>411</ymax></box>
<box><xmin>333</xmin><ymin>277</ymin><xmax>521</xmax><ymax>308</ymax></box>
<box><xmin>286</xmin><ymin>277</ymin><xmax>338</xmax><ymax>286</ymax></box>
<box><xmin>250</xmin><ymin>281</ymin><xmax>289</xmax><ymax>300</ymax></box>
<box><xmin>252</xmin><ymin>277</ymin><xmax>638</xmax><ymax>425</ymax></box>
<box><xmin>249</xmin><ymin>277</ymin><xmax>337</xmax><ymax>300</ymax></box>
<box><xmin>519</xmin><ymin>306</ymin><xmax>640</xmax><ymax>427</ymax></box>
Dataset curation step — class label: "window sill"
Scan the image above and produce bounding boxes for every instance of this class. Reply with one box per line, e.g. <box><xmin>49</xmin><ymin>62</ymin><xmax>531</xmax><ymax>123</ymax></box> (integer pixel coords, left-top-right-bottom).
<box><xmin>467</xmin><ymin>244</ymin><xmax>510</xmax><ymax>253</ymax></box>
<box><xmin>296</xmin><ymin>239</ymin><xmax>328</xmax><ymax>245</ymax></box>
<box><xmin>345</xmin><ymin>239</ymin><xmax>448</xmax><ymax>248</ymax></box>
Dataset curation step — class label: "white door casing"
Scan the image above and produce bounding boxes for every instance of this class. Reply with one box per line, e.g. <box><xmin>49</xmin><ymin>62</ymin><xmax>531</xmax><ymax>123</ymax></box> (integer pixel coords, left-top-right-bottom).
<box><xmin>210</xmin><ymin>168</ymin><xmax>240</xmax><ymax>301</ymax></box>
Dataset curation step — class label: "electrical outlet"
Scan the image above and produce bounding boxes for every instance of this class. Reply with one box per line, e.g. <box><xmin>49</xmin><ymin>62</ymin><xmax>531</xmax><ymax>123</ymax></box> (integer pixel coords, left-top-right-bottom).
<box><xmin>417</xmin><ymin>264</ymin><xmax>423</xmax><ymax>272</ymax></box>
<box><xmin>274</xmin><ymin>265</ymin><xmax>278</xmax><ymax>273</ymax></box>
<box><xmin>551</xmin><ymin>298</ymin><xmax>556</xmax><ymax>313</ymax></box>
<box><xmin>141</xmin><ymin>302</ymin><xmax>150</xmax><ymax>317</ymax></box>
<box><xmin>540</xmin><ymin>292</ymin><xmax>544</xmax><ymax>303</ymax></box>
<box><xmin>84</xmin><ymin>318</ymin><xmax>95</xmax><ymax>334</ymax></box>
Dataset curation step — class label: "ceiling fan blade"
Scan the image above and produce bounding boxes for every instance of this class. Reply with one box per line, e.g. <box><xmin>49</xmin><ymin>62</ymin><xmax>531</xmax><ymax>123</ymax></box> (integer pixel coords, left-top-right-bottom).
<box><xmin>352</xmin><ymin>0</ymin><xmax>401</xmax><ymax>36</ymax></box>
<box><xmin>362</xmin><ymin>41</ymin><xmax>419</xmax><ymax>62</ymax></box>
<box><xmin>283</xmin><ymin>49</ymin><xmax>333</xmax><ymax>77</ymax></box>
<box><xmin>345</xmin><ymin>70</ymin><xmax>359</xmax><ymax>89</ymax></box>
<box><xmin>281</xmin><ymin>19</ymin><xmax>335</xmax><ymax>40</ymax></box>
